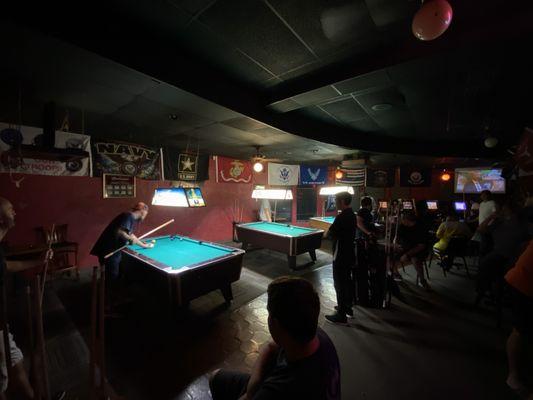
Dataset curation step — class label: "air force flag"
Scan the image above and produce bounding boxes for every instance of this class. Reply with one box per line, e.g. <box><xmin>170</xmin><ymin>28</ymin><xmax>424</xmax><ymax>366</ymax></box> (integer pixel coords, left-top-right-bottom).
<box><xmin>300</xmin><ymin>165</ymin><xmax>327</xmax><ymax>185</ymax></box>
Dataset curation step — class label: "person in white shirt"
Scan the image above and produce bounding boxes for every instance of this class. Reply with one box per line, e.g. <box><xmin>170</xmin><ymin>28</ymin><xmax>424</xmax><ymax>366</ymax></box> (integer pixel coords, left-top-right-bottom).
<box><xmin>478</xmin><ymin>190</ymin><xmax>498</xmax><ymax>256</ymax></box>
<box><xmin>259</xmin><ymin>199</ymin><xmax>272</xmax><ymax>222</ymax></box>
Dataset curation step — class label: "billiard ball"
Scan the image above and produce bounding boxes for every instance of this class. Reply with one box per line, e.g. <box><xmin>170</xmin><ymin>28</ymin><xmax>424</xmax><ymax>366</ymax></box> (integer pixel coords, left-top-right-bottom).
<box><xmin>151</xmin><ymin>239</ymin><xmax>156</xmax><ymax>244</ymax></box>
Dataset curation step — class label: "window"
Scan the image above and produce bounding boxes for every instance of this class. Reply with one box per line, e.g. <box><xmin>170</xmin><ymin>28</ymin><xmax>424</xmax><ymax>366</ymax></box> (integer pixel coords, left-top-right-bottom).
<box><xmin>296</xmin><ymin>187</ymin><xmax>317</xmax><ymax>221</ymax></box>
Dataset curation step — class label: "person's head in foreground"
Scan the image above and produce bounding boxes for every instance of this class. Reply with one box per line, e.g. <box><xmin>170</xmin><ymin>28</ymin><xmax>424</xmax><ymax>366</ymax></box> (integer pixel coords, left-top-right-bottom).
<box><xmin>131</xmin><ymin>202</ymin><xmax>149</xmax><ymax>221</ymax></box>
<box><xmin>0</xmin><ymin>197</ymin><xmax>15</xmax><ymax>232</ymax></box>
<box><xmin>335</xmin><ymin>191</ymin><xmax>352</xmax><ymax>211</ymax></box>
<box><xmin>480</xmin><ymin>190</ymin><xmax>492</xmax><ymax>202</ymax></box>
<box><xmin>360</xmin><ymin>196</ymin><xmax>372</xmax><ymax>210</ymax></box>
<box><xmin>267</xmin><ymin>276</ymin><xmax>320</xmax><ymax>347</ymax></box>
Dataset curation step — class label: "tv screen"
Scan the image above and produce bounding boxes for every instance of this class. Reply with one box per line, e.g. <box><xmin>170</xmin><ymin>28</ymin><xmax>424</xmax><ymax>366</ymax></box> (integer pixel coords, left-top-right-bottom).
<box><xmin>152</xmin><ymin>188</ymin><xmax>188</xmax><ymax>207</ymax></box>
<box><xmin>454</xmin><ymin>201</ymin><xmax>467</xmax><ymax>211</ymax></box>
<box><xmin>455</xmin><ymin>168</ymin><xmax>505</xmax><ymax>194</ymax></box>
<box><xmin>185</xmin><ymin>187</ymin><xmax>206</xmax><ymax>207</ymax></box>
<box><xmin>426</xmin><ymin>201</ymin><xmax>438</xmax><ymax>210</ymax></box>
<box><xmin>379</xmin><ymin>201</ymin><xmax>388</xmax><ymax>209</ymax></box>
<box><xmin>402</xmin><ymin>201</ymin><xmax>413</xmax><ymax>210</ymax></box>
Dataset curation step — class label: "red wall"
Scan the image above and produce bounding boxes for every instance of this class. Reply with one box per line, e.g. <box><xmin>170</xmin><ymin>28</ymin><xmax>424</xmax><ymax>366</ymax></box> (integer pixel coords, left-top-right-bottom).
<box><xmin>1</xmin><ymin>158</ymin><xmax>267</xmax><ymax>268</ymax></box>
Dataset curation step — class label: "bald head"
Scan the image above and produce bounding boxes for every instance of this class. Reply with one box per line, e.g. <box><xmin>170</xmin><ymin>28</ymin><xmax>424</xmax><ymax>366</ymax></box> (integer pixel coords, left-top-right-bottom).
<box><xmin>0</xmin><ymin>197</ymin><xmax>15</xmax><ymax>230</ymax></box>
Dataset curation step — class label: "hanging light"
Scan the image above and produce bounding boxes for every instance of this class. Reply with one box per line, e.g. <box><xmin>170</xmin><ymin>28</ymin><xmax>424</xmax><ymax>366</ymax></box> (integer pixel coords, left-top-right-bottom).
<box><xmin>253</xmin><ymin>161</ymin><xmax>264</xmax><ymax>173</ymax></box>
<box><xmin>412</xmin><ymin>0</ymin><xmax>453</xmax><ymax>41</ymax></box>
<box><xmin>484</xmin><ymin>136</ymin><xmax>499</xmax><ymax>148</ymax></box>
<box><xmin>335</xmin><ymin>169</ymin><xmax>344</xmax><ymax>180</ymax></box>
<box><xmin>440</xmin><ymin>170</ymin><xmax>451</xmax><ymax>182</ymax></box>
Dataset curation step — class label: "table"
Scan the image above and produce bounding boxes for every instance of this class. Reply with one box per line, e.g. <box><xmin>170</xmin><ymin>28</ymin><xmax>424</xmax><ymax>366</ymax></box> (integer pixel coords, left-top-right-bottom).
<box><xmin>308</xmin><ymin>216</ymin><xmax>335</xmax><ymax>236</ymax></box>
<box><xmin>235</xmin><ymin>222</ymin><xmax>324</xmax><ymax>269</ymax></box>
<box><xmin>122</xmin><ymin>235</ymin><xmax>244</xmax><ymax>309</ymax></box>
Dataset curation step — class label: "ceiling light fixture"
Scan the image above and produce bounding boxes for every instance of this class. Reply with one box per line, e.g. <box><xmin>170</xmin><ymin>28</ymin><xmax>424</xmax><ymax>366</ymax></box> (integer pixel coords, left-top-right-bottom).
<box><xmin>412</xmin><ymin>0</ymin><xmax>453</xmax><ymax>41</ymax></box>
<box><xmin>440</xmin><ymin>171</ymin><xmax>451</xmax><ymax>182</ymax></box>
<box><xmin>484</xmin><ymin>136</ymin><xmax>499</xmax><ymax>148</ymax></box>
<box><xmin>253</xmin><ymin>161</ymin><xmax>264</xmax><ymax>173</ymax></box>
<box><xmin>168</xmin><ymin>114</ymin><xmax>178</xmax><ymax>120</ymax></box>
<box><xmin>371</xmin><ymin>103</ymin><xmax>392</xmax><ymax>111</ymax></box>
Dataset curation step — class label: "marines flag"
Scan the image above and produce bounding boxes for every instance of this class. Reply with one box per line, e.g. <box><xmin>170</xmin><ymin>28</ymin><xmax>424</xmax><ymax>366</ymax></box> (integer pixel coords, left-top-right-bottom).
<box><xmin>300</xmin><ymin>165</ymin><xmax>327</xmax><ymax>185</ymax></box>
<box><xmin>215</xmin><ymin>156</ymin><xmax>252</xmax><ymax>183</ymax></box>
<box><xmin>268</xmin><ymin>163</ymin><xmax>299</xmax><ymax>186</ymax></box>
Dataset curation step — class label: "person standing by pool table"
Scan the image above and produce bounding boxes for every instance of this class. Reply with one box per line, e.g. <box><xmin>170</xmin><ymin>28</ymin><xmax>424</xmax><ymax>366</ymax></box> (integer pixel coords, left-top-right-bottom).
<box><xmin>325</xmin><ymin>191</ymin><xmax>357</xmax><ymax>324</ymax></box>
<box><xmin>90</xmin><ymin>202</ymin><xmax>153</xmax><ymax>307</ymax></box>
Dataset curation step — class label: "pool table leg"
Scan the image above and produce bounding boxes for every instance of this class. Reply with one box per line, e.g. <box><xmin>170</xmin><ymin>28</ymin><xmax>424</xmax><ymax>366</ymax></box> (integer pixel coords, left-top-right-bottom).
<box><xmin>220</xmin><ymin>284</ymin><xmax>233</xmax><ymax>304</ymax></box>
<box><xmin>309</xmin><ymin>250</ymin><xmax>317</xmax><ymax>262</ymax></box>
<box><xmin>288</xmin><ymin>255</ymin><xmax>297</xmax><ymax>270</ymax></box>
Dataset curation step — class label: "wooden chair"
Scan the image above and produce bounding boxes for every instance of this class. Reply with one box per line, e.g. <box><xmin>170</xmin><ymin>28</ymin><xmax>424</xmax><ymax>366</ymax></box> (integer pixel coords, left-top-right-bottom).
<box><xmin>34</xmin><ymin>225</ymin><xmax>79</xmax><ymax>279</ymax></box>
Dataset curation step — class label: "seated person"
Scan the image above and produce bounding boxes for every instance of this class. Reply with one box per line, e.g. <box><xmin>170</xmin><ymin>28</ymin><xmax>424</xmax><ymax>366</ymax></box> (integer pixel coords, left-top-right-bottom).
<box><xmin>476</xmin><ymin>200</ymin><xmax>530</xmax><ymax>302</ymax></box>
<box><xmin>210</xmin><ymin>277</ymin><xmax>341</xmax><ymax>400</ymax></box>
<box><xmin>433</xmin><ymin>214</ymin><xmax>472</xmax><ymax>270</ymax></box>
<box><xmin>394</xmin><ymin>212</ymin><xmax>430</xmax><ymax>290</ymax></box>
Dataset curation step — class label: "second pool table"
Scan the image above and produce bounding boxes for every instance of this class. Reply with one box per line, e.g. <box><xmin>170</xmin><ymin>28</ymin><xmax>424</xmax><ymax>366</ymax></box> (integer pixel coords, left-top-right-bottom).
<box><xmin>122</xmin><ymin>235</ymin><xmax>244</xmax><ymax>310</ymax></box>
<box><xmin>235</xmin><ymin>221</ymin><xmax>324</xmax><ymax>269</ymax></box>
<box><xmin>308</xmin><ymin>216</ymin><xmax>335</xmax><ymax>236</ymax></box>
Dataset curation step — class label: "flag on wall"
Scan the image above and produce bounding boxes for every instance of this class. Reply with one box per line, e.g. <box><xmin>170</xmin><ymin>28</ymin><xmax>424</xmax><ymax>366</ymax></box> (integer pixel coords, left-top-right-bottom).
<box><xmin>268</xmin><ymin>163</ymin><xmax>299</xmax><ymax>186</ymax></box>
<box><xmin>0</xmin><ymin>122</ymin><xmax>91</xmax><ymax>176</ymax></box>
<box><xmin>300</xmin><ymin>165</ymin><xmax>327</xmax><ymax>185</ymax></box>
<box><xmin>400</xmin><ymin>167</ymin><xmax>431</xmax><ymax>187</ymax></box>
<box><xmin>335</xmin><ymin>168</ymin><xmax>365</xmax><ymax>186</ymax></box>
<box><xmin>215</xmin><ymin>156</ymin><xmax>252</xmax><ymax>183</ymax></box>
<box><xmin>92</xmin><ymin>140</ymin><xmax>161</xmax><ymax>179</ymax></box>
<box><xmin>366</xmin><ymin>168</ymin><xmax>395</xmax><ymax>187</ymax></box>
<box><xmin>163</xmin><ymin>147</ymin><xmax>209</xmax><ymax>181</ymax></box>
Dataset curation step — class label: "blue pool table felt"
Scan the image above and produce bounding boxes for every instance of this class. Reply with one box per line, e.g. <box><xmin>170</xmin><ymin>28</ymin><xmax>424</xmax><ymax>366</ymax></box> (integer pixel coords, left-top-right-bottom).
<box><xmin>240</xmin><ymin>222</ymin><xmax>319</xmax><ymax>237</ymax></box>
<box><xmin>127</xmin><ymin>235</ymin><xmax>234</xmax><ymax>270</ymax></box>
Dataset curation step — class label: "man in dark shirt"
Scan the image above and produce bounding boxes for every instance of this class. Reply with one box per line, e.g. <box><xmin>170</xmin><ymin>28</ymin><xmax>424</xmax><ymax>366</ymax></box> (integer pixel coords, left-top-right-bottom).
<box><xmin>394</xmin><ymin>212</ymin><xmax>431</xmax><ymax>290</ymax></box>
<box><xmin>210</xmin><ymin>277</ymin><xmax>341</xmax><ymax>400</ymax></box>
<box><xmin>325</xmin><ymin>192</ymin><xmax>356</xmax><ymax>324</ymax></box>
<box><xmin>355</xmin><ymin>197</ymin><xmax>376</xmax><ymax>306</ymax></box>
<box><xmin>90</xmin><ymin>202</ymin><xmax>152</xmax><ymax>304</ymax></box>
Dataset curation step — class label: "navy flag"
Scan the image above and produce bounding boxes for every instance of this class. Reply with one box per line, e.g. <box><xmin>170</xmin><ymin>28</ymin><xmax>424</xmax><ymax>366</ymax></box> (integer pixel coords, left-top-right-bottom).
<box><xmin>300</xmin><ymin>165</ymin><xmax>327</xmax><ymax>185</ymax></box>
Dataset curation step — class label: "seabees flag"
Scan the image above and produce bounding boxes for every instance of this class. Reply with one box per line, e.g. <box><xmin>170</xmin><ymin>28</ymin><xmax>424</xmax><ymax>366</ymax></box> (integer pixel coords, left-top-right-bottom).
<box><xmin>268</xmin><ymin>163</ymin><xmax>299</xmax><ymax>186</ymax></box>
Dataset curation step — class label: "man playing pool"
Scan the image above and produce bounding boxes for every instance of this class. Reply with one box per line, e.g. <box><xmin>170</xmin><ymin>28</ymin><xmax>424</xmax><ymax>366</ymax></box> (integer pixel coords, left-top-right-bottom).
<box><xmin>90</xmin><ymin>202</ymin><xmax>153</xmax><ymax>308</ymax></box>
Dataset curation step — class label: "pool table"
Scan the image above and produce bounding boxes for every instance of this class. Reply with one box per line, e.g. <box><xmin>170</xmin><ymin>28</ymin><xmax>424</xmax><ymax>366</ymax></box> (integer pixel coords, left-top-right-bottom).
<box><xmin>308</xmin><ymin>216</ymin><xmax>335</xmax><ymax>236</ymax></box>
<box><xmin>122</xmin><ymin>235</ymin><xmax>244</xmax><ymax>309</ymax></box>
<box><xmin>235</xmin><ymin>222</ymin><xmax>324</xmax><ymax>269</ymax></box>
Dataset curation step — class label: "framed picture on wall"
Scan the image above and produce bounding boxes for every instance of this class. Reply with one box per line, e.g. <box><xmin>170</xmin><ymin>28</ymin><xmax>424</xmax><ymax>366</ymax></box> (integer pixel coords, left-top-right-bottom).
<box><xmin>103</xmin><ymin>174</ymin><xmax>136</xmax><ymax>198</ymax></box>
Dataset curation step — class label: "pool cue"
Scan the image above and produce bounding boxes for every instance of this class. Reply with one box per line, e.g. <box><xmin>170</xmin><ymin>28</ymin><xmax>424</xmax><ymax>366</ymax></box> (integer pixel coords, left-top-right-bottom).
<box><xmin>103</xmin><ymin>219</ymin><xmax>175</xmax><ymax>259</ymax></box>
<box><xmin>32</xmin><ymin>276</ymin><xmax>50</xmax><ymax>400</ymax></box>
<box><xmin>40</xmin><ymin>223</ymin><xmax>55</xmax><ymax>306</ymax></box>
<box><xmin>1</xmin><ymin>279</ymin><xmax>12</xmax><ymax>382</ymax></box>
<box><xmin>89</xmin><ymin>267</ymin><xmax>97</xmax><ymax>400</ymax></box>
<box><xmin>25</xmin><ymin>285</ymin><xmax>40</xmax><ymax>399</ymax></box>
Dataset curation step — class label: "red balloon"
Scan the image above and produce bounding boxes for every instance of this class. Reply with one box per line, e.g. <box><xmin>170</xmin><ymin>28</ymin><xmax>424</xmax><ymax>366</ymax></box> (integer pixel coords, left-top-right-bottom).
<box><xmin>412</xmin><ymin>0</ymin><xmax>453</xmax><ymax>41</ymax></box>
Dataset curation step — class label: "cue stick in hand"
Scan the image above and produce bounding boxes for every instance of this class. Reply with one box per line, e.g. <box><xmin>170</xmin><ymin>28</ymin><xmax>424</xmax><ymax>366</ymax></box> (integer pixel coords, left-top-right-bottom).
<box><xmin>40</xmin><ymin>224</ymin><xmax>55</xmax><ymax>306</ymax></box>
<box><xmin>103</xmin><ymin>219</ymin><xmax>175</xmax><ymax>259</ymax></box>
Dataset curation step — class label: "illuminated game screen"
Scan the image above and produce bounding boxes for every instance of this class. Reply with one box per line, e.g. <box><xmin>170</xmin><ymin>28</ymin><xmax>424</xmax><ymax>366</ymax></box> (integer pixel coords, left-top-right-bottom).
<box><xmin>185</xmin><ymin>187</ymin><xmax>206</xmax><ymax>207</ymax></box>
<box><xmin>455</xmin><ymin>168</ymin><xmax>506</xmax><ymax>194</ymax></box>
<box><xmin>379</xmin><ymin>201</ymin><xmax>388</xmax><ymax>209</ymax></box>
<box><xmin>454</xmin><ymin>201</ymin><xmax>467</xmax><ymax>211</ymax></box>
<box><xmin>426</xmin><ymin>201</ymin><xmax>438</xmax><ymax>210</ymax></box>
<box><xmin>152</xmin><ymin>188</ymin><xmax>188</xmax><ymax>207</ymax></box>
<box><xmin>402</xmin><ymin>201</ymin><xmax>413</xmax><ymax>210</ymax></box>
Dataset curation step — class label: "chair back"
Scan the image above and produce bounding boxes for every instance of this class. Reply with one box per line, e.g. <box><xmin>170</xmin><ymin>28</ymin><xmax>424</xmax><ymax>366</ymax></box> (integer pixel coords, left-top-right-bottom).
<box><xmin>447</xmin><ymin>236</ymin><xmax>468</xmax><ymax>255</ymax></box>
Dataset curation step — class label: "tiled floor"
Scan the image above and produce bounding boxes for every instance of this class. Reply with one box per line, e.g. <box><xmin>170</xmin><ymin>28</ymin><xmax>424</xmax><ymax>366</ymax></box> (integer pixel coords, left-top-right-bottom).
<box><xmin>50</xmin><ymin>242</ymin><xmax>525</xmax><ymax>400</ymax></box>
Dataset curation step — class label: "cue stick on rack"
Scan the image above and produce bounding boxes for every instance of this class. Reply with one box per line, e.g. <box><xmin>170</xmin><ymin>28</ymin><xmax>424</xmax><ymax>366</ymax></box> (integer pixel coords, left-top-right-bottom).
<box><xmin>40</xmin><ymin>223</ymin><xmax>55</xmax><ymax>306</ymax></box>
<box><xmin>1</xmin><ymin>279</ymin><xmax>12</xmax><ymax>381</ymax></box>
<box><xmin>33</xmin><ymin>276</ymin><xmax>50</xmax><ymax>400</ymax></box>
<box><xmin>103</xmin><ymin>219</ymin><xmax>175</xmax><ymax>259</ymax></box>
